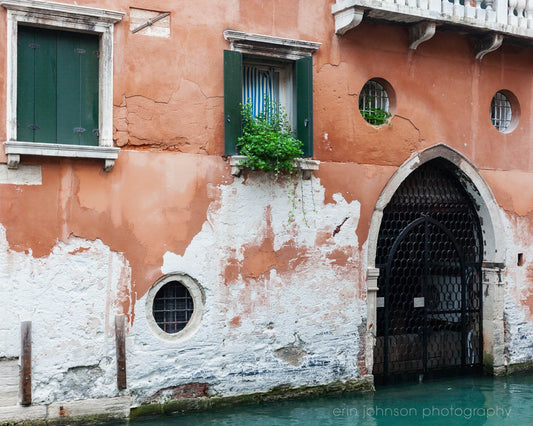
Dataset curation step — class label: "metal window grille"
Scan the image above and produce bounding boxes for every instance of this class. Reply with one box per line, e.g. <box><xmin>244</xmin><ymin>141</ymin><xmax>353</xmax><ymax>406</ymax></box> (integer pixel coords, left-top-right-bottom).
<box><xmin>491</xmin><ymin>91</ymin><xmax>512</xmax><ymax>132</ymax></box>
<box><xmin>153</xmin><ymin>281</ymin><xmax>194</xmax><ymax>334</ymax></box>
<box><xmin>359</xmin><ymin>80</ymin><xmax>390</xmax><ymax>125</ymax></box>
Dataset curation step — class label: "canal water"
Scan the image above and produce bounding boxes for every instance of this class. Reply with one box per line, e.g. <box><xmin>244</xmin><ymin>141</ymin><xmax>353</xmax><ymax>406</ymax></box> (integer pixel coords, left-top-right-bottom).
<box><xmin>119</xmin><ymin>374</ymin><xmax>533</xmax><ymax>425</ymax></box>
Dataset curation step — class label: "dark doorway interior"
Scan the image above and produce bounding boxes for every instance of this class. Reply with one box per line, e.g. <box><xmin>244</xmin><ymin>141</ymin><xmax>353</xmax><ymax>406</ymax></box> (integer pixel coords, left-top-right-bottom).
<box><xmin>373</xmin><ymin>159</ymin><xmax>483</xmax><ymax>384</ymax></box>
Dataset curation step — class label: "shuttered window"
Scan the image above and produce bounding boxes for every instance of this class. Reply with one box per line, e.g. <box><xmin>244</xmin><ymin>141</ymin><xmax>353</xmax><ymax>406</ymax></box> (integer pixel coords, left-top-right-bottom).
<box><xmin>224</xmin><ymin>50</ymin><xmax>313</xmax><ymax>157</ymax></box>
<box><xmin>17</xmin><ymin>26</ymin><xmax>99</xmax><ymax>146</ymax></box>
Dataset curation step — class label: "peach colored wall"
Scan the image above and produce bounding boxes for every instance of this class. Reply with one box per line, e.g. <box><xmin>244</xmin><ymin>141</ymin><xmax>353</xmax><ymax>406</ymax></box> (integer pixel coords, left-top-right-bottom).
<box><xmin>0</xmin><ymin>2</ymin><xmax>533</xmax><ymax>395</ymax></box>
<box><xmin>1</xmin><ymin>1</ymin><xmax>533</xmax><ymax>296</ymax></box>
<box><xmin>0</xmin><ymin>0</ymin><xmax>532</xmax><ymax>300</ymax></box>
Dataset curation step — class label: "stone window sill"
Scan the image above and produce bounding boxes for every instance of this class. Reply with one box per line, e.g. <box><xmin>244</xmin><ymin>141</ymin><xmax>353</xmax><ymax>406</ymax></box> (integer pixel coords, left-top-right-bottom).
<box><xmin>4</xmin><ymin>141</ymin><xmax>120</xmax><ymax>171</ymax></box>
<box><xmin>229</xmin><ymin>155</ymin><xmax>319</xmax><ymax>180</ymax></box>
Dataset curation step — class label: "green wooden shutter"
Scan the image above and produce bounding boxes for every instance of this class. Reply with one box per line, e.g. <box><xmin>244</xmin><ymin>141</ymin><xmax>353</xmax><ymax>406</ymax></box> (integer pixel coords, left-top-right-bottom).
<box><xmin>295</xmin><ymin>56</ymin><xmax>313</xmax><ymax>158</ymax></box>
<box><xmin>224</xmin><ymin>50</ymin><xmax>243</xmax><ymax>156</ymax></box>
<box><xmin>17</xmin><ymin>26</ymin><xmax>58</xmax><ymax>143</ymax></box>
<box><xmin>17</xmin><ymin>26</ymin><xmax>99</xmax><ymax>146</ymax></box>
<box><xmin>57</xmin><ymin>30</ymin><xmax>99</xmax><ymax>146</ymax></box>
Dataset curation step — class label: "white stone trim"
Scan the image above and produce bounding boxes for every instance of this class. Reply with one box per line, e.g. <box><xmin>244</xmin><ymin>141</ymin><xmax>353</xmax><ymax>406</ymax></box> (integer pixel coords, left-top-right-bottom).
<box><xmin>229</xmin><ymin>155</ymin><xmax>320</xmax><ymax>180</ymax></box>
<box><xmin>224</xmin><ymin>30</ymin><xmax>321</xmax><ymax>60</ymax></box>
<box><xmin>365</xmin><ymin>143</ymin><xmax>507</xmax><ymax>375</ymax></box>
<box><xmin>0</xmin><ymin>163</ymin><xmax>42</xmax><ymax>185</ymax></box>
<box><xmin>331</xmin><ymin>0</ymin><xmax>533</xmax><ymax>41</ymax></box>
<box><xmin>145</xmin><ymin>274</ymin><xmax>205</xmax><ymax>344</ymax></box>
<box><xmin>4</xmin><ymin>141</ymin><xmax>119</xmax><ymax>171</ymax></box>
<box><xmin>1</xmin><ymin>0</ymin><xmax>124</xmax><ymax>171</ymax></box>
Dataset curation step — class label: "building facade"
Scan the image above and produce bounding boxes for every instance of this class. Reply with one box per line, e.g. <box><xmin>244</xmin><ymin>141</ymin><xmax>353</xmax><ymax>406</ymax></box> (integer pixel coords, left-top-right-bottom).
<box><xmin>0</xmin><ymin>0</ymin><xmax>532</xmax><ymax>422</ymax></box>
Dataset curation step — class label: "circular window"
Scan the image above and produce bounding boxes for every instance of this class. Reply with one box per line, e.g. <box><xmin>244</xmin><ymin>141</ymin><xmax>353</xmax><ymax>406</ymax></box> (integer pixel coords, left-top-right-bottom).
<box><xmin>359</xmin><ymin>79</ymin><xmax>395</xmax><ymax>126</ymax></box>
<box><xmin>490</xmin><ymin>90</ymin><xmax>519</xmax><ymax>133</ymax></box>
<box><xmin>146</xmin><ymin>274</ymin><xmax>204</xmax><ymax>342</ymax></box>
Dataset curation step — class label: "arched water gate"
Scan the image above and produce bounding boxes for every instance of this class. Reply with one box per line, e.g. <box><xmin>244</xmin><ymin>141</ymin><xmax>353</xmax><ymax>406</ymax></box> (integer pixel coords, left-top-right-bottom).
<box><xmin>373</xmin><ymin>159</ymin><xmax>483</xmax><ymax>383</ymax></box>
<box><xmin>366</xmin><ymin>145</ymin><xmax>507</xmax><ymax>384</ymax></box>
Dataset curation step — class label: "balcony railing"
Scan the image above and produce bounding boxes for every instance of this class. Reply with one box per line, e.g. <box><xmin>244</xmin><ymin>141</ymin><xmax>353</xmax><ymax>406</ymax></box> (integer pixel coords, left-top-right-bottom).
<box><xmin>332</xmin><ymin>0</ymin><xmax>533</xmax><ymax>54</ymax></box>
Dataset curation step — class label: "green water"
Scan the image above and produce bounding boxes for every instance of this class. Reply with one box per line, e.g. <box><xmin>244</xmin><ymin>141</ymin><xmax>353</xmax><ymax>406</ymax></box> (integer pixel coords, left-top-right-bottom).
<box><xmin>124</xmin><ymin>375</ymin><xmax>533</xmax><ymax>425</ymax></box>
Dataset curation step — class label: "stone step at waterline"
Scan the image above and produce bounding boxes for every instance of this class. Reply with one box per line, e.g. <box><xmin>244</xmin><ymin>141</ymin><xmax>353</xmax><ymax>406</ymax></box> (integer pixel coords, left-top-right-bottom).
<box><xmin>0</xmin><ymin>360</ymin><xmax>18</xmax><ymax>407</ymax></box>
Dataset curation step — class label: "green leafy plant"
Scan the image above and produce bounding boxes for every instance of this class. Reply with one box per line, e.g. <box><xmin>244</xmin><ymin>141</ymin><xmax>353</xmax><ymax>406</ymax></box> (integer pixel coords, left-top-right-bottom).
<box><xmin>360</xmin><ymin>106</ymin><xmax>392</xmax><ymax>126</ymax></box>
<box><xmin>237</xmin><ymin>97</ymin><xmax>303</xmax><ymax>178</ymax></box>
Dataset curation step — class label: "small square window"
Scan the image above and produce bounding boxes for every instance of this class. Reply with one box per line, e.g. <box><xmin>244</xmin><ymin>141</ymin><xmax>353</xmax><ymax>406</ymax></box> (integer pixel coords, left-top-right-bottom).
<box><xmin>17</xmin><ymin>26</ymin><xmax>100</xmax><ymax>147</ymax></box>
<box><xmin>223</xmin><ymin>31</ymin><xmax>320</xmax><ymax>159</ymax></box>
<box><xmin>2</xmin><ymin>0</ymin><xmax>123</xmax><ymax>170</ymax></box>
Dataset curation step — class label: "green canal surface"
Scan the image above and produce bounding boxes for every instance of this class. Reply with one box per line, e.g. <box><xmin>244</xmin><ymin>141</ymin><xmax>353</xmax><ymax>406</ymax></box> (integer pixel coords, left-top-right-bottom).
<box><xmin>120</xmin><ymin>374</ymin><xmax>533</xmax><ymax>425</ymax></box>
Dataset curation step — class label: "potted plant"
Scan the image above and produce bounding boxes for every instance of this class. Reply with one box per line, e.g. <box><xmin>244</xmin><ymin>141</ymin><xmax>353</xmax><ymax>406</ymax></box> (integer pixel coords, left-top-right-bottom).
<box><xmin>236</xmin><ymin>97</ymin><xmax>304</xmax><ymax>179</ymax></box>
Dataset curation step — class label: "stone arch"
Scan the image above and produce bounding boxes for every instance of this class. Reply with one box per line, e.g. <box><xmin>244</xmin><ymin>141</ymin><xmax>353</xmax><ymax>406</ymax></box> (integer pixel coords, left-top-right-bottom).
<box><xmin>365</xmin><ymin>144</ymin><xmax>507</xmax><ymax>378</ymax></box>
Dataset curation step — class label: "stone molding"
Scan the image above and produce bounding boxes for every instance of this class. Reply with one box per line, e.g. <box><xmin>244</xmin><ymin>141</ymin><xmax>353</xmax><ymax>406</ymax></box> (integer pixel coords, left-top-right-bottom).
<box><xmin>229</xmin><ymin>155</ymin><xmax>320</xmax><ymax>180</ymax></box>
<box><xmin>1</xmin><ymin>0</ymin><xmax>124</xmax><ymax>171</ymax></box>
<box><xmin>224</xmin><ymin>30</ymin><xmax>321</xmax><ymax>60</ymax></box>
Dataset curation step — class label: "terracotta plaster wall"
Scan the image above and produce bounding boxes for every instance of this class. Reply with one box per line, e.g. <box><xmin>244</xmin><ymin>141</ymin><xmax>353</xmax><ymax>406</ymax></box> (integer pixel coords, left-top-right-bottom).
<box><xmin>0</xmin><ymin>0</ymin><xmax>533</xmax><ymax>405</ymax></box>
<box><xmin>0</xmin><ymin>152</ymin><xmax>228</xmax><ymax>313</ymax></box>
<box><xmin>315</xmin><ymin>23</ymin><xmax>533</xmax><ymax>171</ymax></box>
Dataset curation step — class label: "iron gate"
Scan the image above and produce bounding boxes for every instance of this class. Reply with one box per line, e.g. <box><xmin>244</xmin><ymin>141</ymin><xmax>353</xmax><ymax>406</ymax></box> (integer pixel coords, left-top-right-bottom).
<box><xmin>373</xmin><ymin>160</ymin><xmax>483</xmax><ymax>383</ymax></box>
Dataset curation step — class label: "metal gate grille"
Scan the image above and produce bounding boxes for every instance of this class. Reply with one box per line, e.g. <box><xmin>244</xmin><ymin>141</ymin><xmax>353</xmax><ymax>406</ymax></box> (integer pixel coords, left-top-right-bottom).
<box><xmin>374</xmin><ymin>160</ymin><xmax>482</xmax><ymax>383</ymax></box>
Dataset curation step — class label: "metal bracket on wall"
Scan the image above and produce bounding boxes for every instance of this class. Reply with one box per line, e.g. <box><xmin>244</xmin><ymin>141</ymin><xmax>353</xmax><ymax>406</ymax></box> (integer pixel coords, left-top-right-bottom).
<box><xmin>131</xmin><ymin>12</ymin><xmax>170</xmax><ymax>34</ymax></box>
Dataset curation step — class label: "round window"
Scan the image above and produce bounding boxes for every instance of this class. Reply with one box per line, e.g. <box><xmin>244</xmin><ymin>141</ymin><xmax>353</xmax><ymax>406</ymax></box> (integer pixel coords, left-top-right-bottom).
<box><xmin>359</xmin><ymin>79</ymin><xmax>395</xmax><ymax>126</ymax></box>
<box><xmin>146</xmin><ymin>274</ymin><xmax>204</xmax><ymax>342</ymax></box>
<box><xmin>153</xmin><ymin>281</ymin><xmax>193</xmax><ymax>334</ymax></box>
<box><xmin>490</xmin><ymin>90</ymin><xmax>519</xmax><ymax>133</ymax></box>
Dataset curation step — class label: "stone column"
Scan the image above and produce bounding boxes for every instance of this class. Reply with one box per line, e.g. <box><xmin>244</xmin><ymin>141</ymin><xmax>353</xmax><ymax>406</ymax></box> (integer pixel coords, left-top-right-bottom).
<box><xmin>481</xmin><ymin>262</ymin><xmax>506</xmax><ymax>375</ymax></box>
<box><xmin>365</xmin><ymin>267</ymin><xmax>380</xmax><ymax>378</ymax></box>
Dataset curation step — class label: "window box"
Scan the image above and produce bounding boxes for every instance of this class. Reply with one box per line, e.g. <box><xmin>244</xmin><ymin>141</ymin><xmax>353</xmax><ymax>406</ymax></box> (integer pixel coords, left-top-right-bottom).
<box><xmin>223</xmin><ymin>30</ymin><xmax>320</xmax><ymax>171</ymax></box>
<box><xmin>229</xmin><ymin>155</ymin><xmax>320</xmax><ymax>180</ymax></box>
<box><xmin>1</xmin><ymin>0</ymin><xmax>124</xmax><ymax>171</ymax></box>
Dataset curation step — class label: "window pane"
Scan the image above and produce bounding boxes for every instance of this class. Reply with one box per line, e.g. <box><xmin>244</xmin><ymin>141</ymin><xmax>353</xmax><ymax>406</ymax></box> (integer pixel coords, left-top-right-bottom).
<box><xmin>491</xmin><ymin>92</ymin><xmax>512</xmax><ymax>132</ymax></box>
<box><xmin>243</xmin><ymin>65</ymin><xmax>279</xmax><ymax>116</ymax></box>
<box><xmin>153</xmin><ymin>281</ymin><xmax>194</xmax><ymax>334</ymax></box>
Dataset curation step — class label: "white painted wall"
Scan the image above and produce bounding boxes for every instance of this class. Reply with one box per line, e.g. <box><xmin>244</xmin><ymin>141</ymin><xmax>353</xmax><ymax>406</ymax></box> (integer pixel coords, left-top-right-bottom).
<box><xmin>0</xmin><ymin>226</ymin><xmax>131</xmax><ymax>404</ymax></box>
<box><xmin>1</xmin><ymin>173</ymin><xmax>533</xmax><ymax>409</ymax></box>
<box><xmin>127</xmin><ymin>174</ymin><xmax>367</xmax><ymax>404</ymax></box>
<box><xmin>502</xmin><ymin>214</ymin><xmax>533</xmax><ymax>365</ymax></box>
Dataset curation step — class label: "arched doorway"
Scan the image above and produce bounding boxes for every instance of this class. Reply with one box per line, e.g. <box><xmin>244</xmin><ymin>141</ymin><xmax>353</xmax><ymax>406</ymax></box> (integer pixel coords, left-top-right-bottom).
<box><xmin>373</xmin><ymin>158</ymin><xmax>483</xmax><ymax>383</ymax></box>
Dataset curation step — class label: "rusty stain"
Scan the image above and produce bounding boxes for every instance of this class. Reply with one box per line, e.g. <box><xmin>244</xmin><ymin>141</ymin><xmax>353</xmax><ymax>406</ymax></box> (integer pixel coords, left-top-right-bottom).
<box><xmin>68</xmin><ymin>246</ymin><xmax>91</xmax><ymax>255</ymax></box>
<box><xmin>332</xmin><ymin>217</ymin><xmax>348</xmax><ymax>236</ymax></box>
<box><xmin>229</xmin><ymin>316</ymin><xmax>241</xmax><ymax>327</ymax></box>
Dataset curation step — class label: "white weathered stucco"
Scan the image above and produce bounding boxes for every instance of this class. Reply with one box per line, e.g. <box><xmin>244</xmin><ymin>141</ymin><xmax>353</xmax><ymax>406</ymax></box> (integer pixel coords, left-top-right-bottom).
<box><xmin>127</xmin><ymin>174</ymin><xmax>367</xmax><ymax>404</ymax></box>
<box><xmin>502</xmin><ymin>214</ymin><xmax>533</xmax><ymax>365</ymax></box>
<box><xmin>0</xmin><ymin>226</ymin><xmax>131</xmax><ymax>404</ymax></box>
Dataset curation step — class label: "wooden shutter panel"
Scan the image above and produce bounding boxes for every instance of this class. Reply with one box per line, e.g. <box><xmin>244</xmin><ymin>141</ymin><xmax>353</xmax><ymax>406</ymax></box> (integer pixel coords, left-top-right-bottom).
<box><xmin>295</xmin><ymin>56</ymin><xmax>313</xmax><ymax>158</ymax></box>
<box><xmin>17</xmin><ymin>26</ymin><xmax>58</xmax><ymax>144</ymax></box>
<box><xmin>224</xmin><ymin>50</ymin><xmax>243</xmax><ymax>156</ymax></box>
<box><xmin>57</xmin><ymin>31</ymin><xmax>99</xmax><ymax>146</ymax></box>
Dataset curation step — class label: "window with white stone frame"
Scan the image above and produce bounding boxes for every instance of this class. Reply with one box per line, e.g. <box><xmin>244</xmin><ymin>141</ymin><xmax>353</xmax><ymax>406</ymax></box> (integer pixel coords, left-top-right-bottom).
<box><xmin>146</xmin><ymin>274</ymin><xmax>204</xmax><ymax>342</ymax></box>
<box><xmin>1</xmin><ymin>0</ymin><xmax>124</xmax><ymax>171</ymax></box>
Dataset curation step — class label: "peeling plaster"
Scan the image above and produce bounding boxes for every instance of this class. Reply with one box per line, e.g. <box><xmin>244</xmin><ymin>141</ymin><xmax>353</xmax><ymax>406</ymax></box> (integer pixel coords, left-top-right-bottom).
<box><xmin>502</xmin><ymin>213</ymin><xmax>533</xmax><ymax>364</ymax></box>
<box><xmin>0</xmin><ymin>227</ymin><xmax>131</xmax><ymax>403</ymax></box>
<box><xmin>127</xmin><ymin>174</ymin><xmax>366</xmax><ymax>404</ymax></box>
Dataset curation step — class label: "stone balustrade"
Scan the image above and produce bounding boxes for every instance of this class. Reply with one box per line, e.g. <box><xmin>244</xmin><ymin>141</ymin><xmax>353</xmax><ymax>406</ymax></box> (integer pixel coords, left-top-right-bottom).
<box><xmin>333</xmin><ymin>0</ymin><xmax>533</xmax><ymax>51</ymax></box>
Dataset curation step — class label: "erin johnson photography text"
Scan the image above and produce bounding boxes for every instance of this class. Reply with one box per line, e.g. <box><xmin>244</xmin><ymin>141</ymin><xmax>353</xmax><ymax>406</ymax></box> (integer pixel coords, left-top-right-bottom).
<box><xmin>332</xmin><ymin>405</ymin><xmax>512</xmax><ymax>419</ymax></box>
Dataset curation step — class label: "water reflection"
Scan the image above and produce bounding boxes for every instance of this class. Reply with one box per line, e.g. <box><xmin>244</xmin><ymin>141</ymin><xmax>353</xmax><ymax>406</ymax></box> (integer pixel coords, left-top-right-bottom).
<box><xmin>119</xmin><ymin>375</ymin><xmax>533</xmax><ymax>425</ymax></box>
